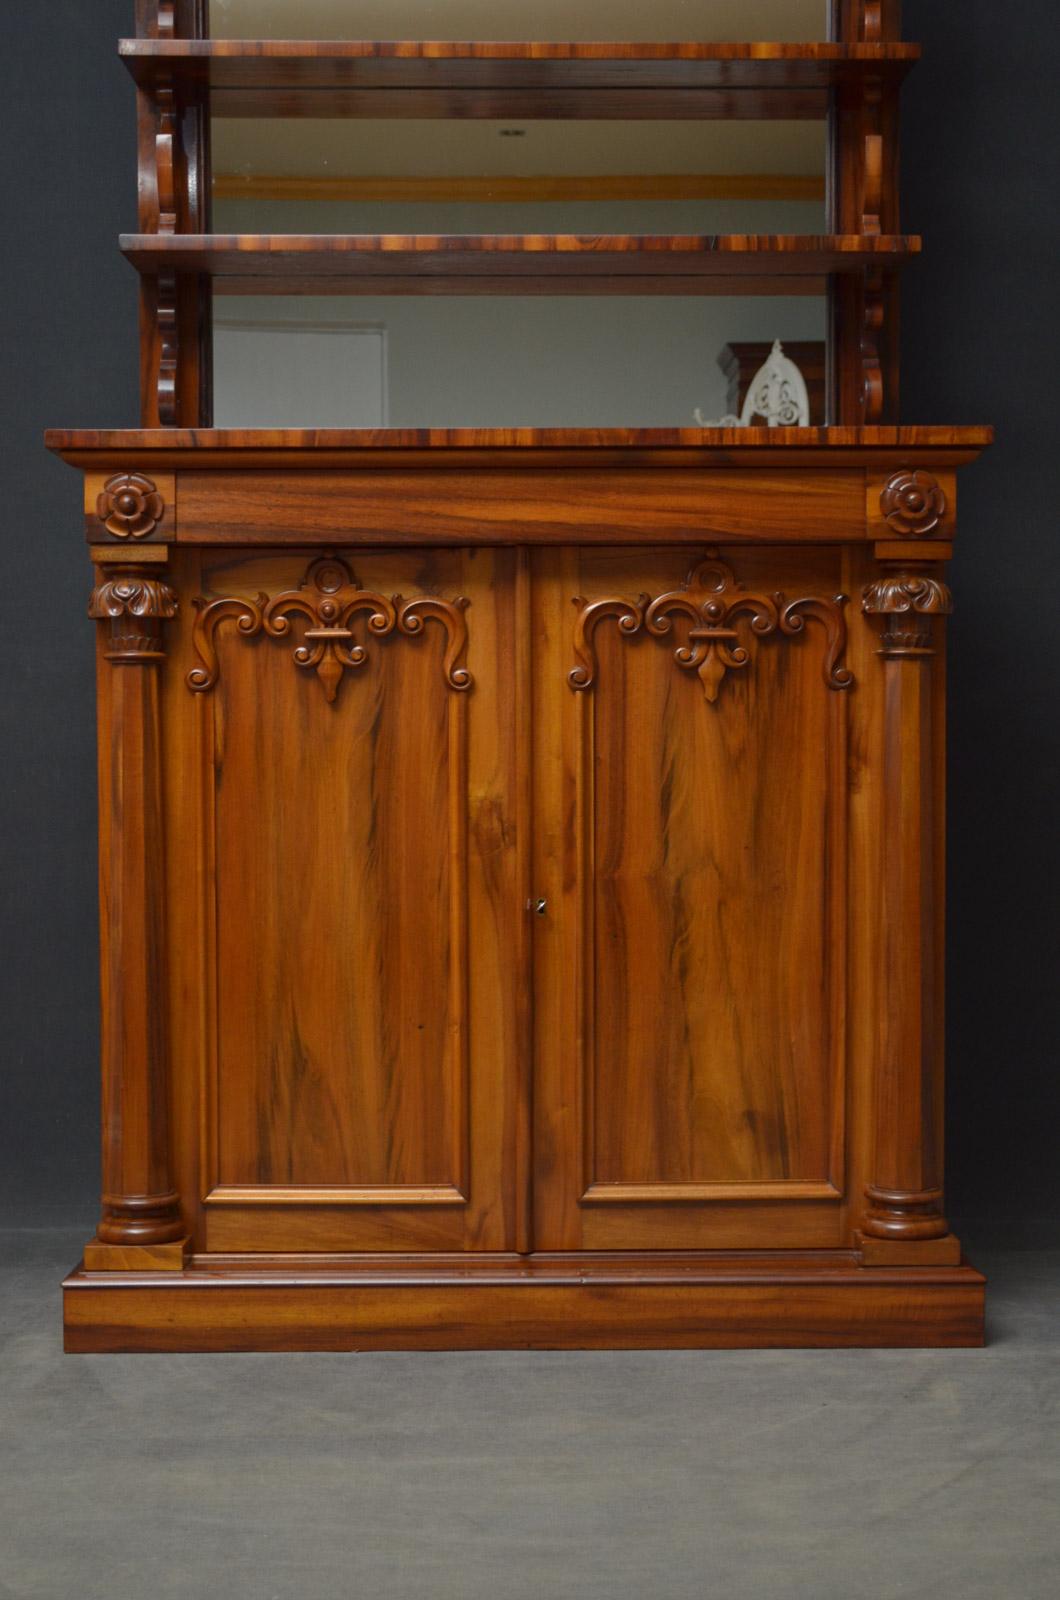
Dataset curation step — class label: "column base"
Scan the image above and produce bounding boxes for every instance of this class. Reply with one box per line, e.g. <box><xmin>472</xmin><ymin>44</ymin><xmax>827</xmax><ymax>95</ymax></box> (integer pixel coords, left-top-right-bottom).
<box><xmin>856</xmin><ymin>1230</ymin><xmax>962</xmax><ymax>1267</ymax></box>
<box><xmin>82</xmin><ymin>1236</ymin><xmax>190</xmax><ymax>1273</ymax></box>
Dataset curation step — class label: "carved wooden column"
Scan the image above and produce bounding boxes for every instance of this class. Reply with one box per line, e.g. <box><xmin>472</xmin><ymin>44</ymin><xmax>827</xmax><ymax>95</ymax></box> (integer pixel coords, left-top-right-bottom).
<box><xmin>860</xmin><ymin>547</ymin><xmax>961</xmax><ymax>1266</ymax></box>
<box><xmin>84</xmin><ymin>561</ymin><xmax>185</xmax><ymax>1270</ymax></box>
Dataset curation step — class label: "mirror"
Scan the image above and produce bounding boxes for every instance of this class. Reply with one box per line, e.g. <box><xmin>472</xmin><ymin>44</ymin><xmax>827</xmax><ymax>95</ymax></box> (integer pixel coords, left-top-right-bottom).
<box><xmin>209</xmin><ymin>1</ymin><xmax>833</xmax><ymax>44</ymax></box>
<box><xmin>211</xmin><ymin>294</ymin><xmax>828</xmax><ymax>428</ymax></box>
<box><xmin>211</xmin><ymin>119</ymin><xmax>828</xmax><ymax>238</ymax></box>
<box><xmin>206</xmin><ymin>6</ymin><xmax>833</xmax><ymax>427</ymax></box>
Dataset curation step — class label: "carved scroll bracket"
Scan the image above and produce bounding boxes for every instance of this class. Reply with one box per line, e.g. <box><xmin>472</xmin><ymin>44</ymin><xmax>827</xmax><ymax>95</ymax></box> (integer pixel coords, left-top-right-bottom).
<box><xmin>569</xmin><ymin>552</ymin><xmax>853</xmax><ymax>704</ymax></box>
<box><xmin>188</xmin><ymin>555</ymin><xmax>473</xmax><ymax>703</ymax></box>
<box><xmin>862</xmin><ymin>565</ymin><xmax>952</xmax><ymax>657</ymax></box>
<box><xmin>89</xmin><ymin>566</ymin><xmax>178</xmax><ymax>663</ymax></box>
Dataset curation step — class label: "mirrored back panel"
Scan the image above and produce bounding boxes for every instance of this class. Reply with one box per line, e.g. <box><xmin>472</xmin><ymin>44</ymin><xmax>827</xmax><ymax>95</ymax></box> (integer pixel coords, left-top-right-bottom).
<box><xmin>205</xmin><ymin>24</ymin><xmax>834</xmax><ymax>427</ymax></box>
<box><xmin>211</xmin><ymin>118</ymin><xmax>829</xmax><ymax>236</ymax></box>
<box><xmin>211</xmin><ymin>294</ymin><xmax>829</xmax><ymax>428</ymax></box>
<box><xmin>209</xmin><ymin>2</ymin><xmax>833</xmax><ymax>44</ymax></box>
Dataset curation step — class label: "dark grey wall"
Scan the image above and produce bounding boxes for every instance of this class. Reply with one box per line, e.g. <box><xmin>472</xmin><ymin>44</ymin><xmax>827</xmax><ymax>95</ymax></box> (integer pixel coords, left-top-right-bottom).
<box><xmin>2</xmin><ymin>2</ymin><xmax>137</xmax><ymax>1226</ymax></box>
<box><xmin>1</xmin><ymin>3</ymin><xmax>1056</xmax><ymax>1237</ymax></box>
<box><xmin>902</xmin><ymin>0</ymin><xmax>1060</xmax><ymax>1239</ymax></box>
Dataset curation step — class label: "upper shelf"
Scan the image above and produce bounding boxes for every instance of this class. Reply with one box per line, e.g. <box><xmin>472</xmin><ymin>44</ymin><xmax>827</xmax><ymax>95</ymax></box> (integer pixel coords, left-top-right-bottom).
<box><xmin>121</xmin><ymin>233</ymin><xmax>920</xmax><ymax>295</ymax></box>
<box><xmin>119</xmin><ymin>39</ymin><xmax>920</xmax><ymax>119</ymax></box>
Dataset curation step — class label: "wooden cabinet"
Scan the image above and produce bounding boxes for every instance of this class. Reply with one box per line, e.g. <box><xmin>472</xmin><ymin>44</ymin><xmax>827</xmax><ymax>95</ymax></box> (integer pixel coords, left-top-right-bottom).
<box><xmin>50</xmin><ymin>2</ymin><xmax>991</xmax><ymax>1349</ymax></box>
<box><xmin>51</xmin><ymin>430</ymin><xmax>990</xmax><ymax>1347</ymax></box>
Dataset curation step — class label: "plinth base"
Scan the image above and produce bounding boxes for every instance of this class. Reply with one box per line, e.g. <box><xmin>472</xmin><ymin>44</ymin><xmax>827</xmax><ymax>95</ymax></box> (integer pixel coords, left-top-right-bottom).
<box><xmin>63</xmin><ymin>1251</ymin><xmax>986</xmax><ymax>1352</ymax></box>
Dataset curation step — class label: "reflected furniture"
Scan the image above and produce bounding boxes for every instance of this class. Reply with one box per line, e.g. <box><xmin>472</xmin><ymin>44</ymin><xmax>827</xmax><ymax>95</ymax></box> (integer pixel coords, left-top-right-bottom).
<box><xmin>719</xmin><ymin>339</ymin><xmax>827</xmax><ymax>423</ymax></box>
<box><xmin>49</xmin><ymin>0</ymin><xmax>990</xmax><ymax>1350</ymax></box>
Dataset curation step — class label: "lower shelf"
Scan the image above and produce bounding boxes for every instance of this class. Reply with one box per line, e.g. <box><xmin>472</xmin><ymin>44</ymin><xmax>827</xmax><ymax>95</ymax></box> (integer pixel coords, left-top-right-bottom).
<box><xmin>63</xmin><ymin>1252</ymin><xmax>986</xmax><ymax>1352</ymax></box>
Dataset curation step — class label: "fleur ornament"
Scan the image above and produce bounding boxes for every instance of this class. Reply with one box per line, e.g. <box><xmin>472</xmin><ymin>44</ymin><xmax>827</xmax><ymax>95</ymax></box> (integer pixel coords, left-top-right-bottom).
<box><xmin>188</xmin><ymin>555</ymin><xmax>473</xmax><ymax>704</ymax></box>
<box><xmin>570</xmin><ymin>553</ymin><xmax>853</xmax><ymax>704</ymax></box>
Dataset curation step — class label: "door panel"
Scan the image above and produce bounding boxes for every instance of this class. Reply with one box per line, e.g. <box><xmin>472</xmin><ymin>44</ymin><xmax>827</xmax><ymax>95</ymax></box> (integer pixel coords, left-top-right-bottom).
<box><xmin>532</xmin><ymin>545</ymin><xmax>850</xmax><ymax>1250</ymax></box>
<box><xmin>164</xmin><ymin>546</ymin><xmax>527</xmax><ymax>1252</ymax></box>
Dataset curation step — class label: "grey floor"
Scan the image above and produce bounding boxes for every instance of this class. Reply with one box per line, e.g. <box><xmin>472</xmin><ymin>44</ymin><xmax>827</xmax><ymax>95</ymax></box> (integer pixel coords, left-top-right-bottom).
<box><xmin>1</xmin><ymin>1231</ymin><xmax>1057</xmax><ymax>1600</ymax></box>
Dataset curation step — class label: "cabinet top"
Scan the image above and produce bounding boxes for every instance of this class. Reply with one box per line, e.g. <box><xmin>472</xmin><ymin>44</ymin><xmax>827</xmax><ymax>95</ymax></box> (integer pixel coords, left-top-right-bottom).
<box><xmin>47</xmin><ymin>425</ymin><xmax>993</xmax><ymax>472</ymax></box>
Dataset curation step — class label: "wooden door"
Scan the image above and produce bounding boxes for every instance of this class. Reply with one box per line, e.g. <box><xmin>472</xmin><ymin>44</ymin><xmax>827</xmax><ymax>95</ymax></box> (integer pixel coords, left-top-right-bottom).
<box><xmin>531</xmin><ymin>545</ymin><xmax>853</xmax><ymax>1251</ymax></box>
<box><xmin>164</xmin><ymin>545</ymin><xmax>529</xmax><ymax>1253</ymax></box>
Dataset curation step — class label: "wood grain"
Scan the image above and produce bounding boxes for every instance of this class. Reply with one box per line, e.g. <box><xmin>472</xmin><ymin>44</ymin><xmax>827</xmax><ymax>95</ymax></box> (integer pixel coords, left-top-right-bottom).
<box><xmin>532</xmin><ymin>545</ymin><xmax>851</xmax><ymax>1252</ymax></box>
<box><xmin>46</xmin><ymin>426</ymin><xmax>996</xmax><ymax>471</ymax></box>
<box><xmin>88</xmin><ymin>564</ymin><xmax>185</xmax><ymax>1257</ymax></box>
<box><xmin>120</xmin><ymin>234</ymin><xmax>921</xmax><ymax>294</ymax></box>
<box><xmin>860</xmin><ymin>561</ymin><xmax>958</xmax><ymax>1261</ymax></box>
<box><xmin>161</xmin><ymin>546</ymin><xmax>526</xmax><ymax>1255</ymax></box>
<box><xmin>119</xmin><ymin>39</ymin><xmax>919</xmax><ymax>121</ymax></box>
<box><xmin>172</xmin><ymin>468</ymin><xmax>867</xmax><ymax>546</ymax></box>
<box><xmin>120</xmin><ymin>39</ymin><xmax>922</xmax><ymax>75</ymax></box>
<box><xmin>63</xmin><ymin>1253</ymin><xmax>985</xmax><ymax>1352</ymax></box>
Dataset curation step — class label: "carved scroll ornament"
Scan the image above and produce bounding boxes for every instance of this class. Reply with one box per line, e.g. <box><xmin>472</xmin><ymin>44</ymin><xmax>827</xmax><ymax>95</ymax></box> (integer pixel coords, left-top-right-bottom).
<box><xmin>188</xmin><ymin>555</ymin><xmax>473</xmax><ymax>704</ymax></box>
<box><xmin>569</xmin><ymin>553</ymin><xmax>853</xmax><ymax>704</ymax></box>
<box><xmin>880</xmin><ymin>470</ymin><xmax>947</xmax><ymax>536</ymax></box>
<box><xmin>97</xmin><ymin>474</ymin><xmax>165</xmax><ymax>540</ymax></box>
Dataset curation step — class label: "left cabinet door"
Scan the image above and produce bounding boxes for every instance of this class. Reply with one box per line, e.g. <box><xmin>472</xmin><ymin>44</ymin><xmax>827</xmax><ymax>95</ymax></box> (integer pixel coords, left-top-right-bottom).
<box><xmin>162</xmin><ymin>546</ymin><xmax>529</xmax><ymax>1253</ymax></box>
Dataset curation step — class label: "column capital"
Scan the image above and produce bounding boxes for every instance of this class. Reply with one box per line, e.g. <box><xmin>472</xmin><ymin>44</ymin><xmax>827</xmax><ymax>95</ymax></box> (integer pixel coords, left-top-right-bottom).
<box><xmin>862</xmin><ymin>564</ymin><xmax>952</xmax><ymax>657</ymax></box>
<box><xmin>89</xmin><ymin>565</ymin><xmax>177</xmax><ymax>664</ymax></box>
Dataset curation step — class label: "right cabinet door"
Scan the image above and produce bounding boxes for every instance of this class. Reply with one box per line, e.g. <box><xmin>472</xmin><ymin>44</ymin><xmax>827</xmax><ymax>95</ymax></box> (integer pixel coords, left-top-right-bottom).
<box><xmin>531</xmin><ymin>545</ymin><xmax>856</xmax><ymax>1251</ymax></box>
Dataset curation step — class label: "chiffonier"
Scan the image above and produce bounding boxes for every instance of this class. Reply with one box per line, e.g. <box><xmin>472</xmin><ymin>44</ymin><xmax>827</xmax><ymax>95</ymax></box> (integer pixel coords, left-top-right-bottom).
<box><xmin>49</xmin><ymin>0</ymin><xmax>990</xmax><ymax>1350</ymax></box>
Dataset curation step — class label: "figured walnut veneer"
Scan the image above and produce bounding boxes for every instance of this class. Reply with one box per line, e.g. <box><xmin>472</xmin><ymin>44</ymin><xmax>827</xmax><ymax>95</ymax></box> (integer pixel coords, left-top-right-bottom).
<box><xmin>52</xmin><ymin>431</ymin><xmax>990</xmax><ymax>1345</ymax></box>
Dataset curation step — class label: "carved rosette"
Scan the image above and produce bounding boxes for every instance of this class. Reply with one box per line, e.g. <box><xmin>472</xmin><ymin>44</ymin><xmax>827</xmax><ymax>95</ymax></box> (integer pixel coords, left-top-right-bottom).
<box><xmin>96</xmin><ymin>473</ymin><xmax>165</xmax><ymax>540</ymax></box>
<box><xmin>880</xmin><ymin>470</ymin><xmax>947</xmax><ymax>536</ymax></box>
<box><xmin>569</xmin><ymin>552</ymin><xmax>854</xmax><ymax>703</ymax></box>
<box><xmin>862</xmin><ymin>568</ymin><xmax>953</xmax><ymax>656</ymax></box>
<box><xmin>89</xmin><ymin>568</ymin><xmax>178</xmax><ymax>663</ymax></box>
<box><xmin>188</xmin><ymin>555</ymin><xmax>473</xmax><ymax>703</ymax></box>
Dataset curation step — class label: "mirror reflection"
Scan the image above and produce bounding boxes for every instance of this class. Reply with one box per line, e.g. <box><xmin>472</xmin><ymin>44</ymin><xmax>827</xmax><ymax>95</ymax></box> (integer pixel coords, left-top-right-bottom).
<box><xmin>212</xmin><ymin>295</ymin><xmax>828</xmax><ymax>429</ymax></box>
<box><xmin>207</xmin><ymin>6</ymin><xmax>832</xmax><ymax>427</ymax></box>
<box><xmin>211</xmin><ymin>118</ymin><xmax>828</xmax><ymax>237</ymax></box>
<box><xmin>209</xmin><ymin>1</ymin><xmax>832</xmax><ymax>45</ymax></box>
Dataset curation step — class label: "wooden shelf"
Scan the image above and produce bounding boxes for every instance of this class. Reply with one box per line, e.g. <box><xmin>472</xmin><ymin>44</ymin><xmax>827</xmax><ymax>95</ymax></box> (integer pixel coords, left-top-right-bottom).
<box><xmin>121</xmin><ymin>233</ymin><xmax>919</xmax><ymax>296</ymax></box>
<box><xmin>119</xmin><ymin>39</ymin><xmax>920</xmax><ymax>119</ymax></box>
<box><xmin>47</xmin><ymin>427</ymin><xmax>993</xmax><ymax>473</ymax></box>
